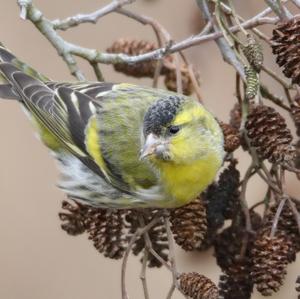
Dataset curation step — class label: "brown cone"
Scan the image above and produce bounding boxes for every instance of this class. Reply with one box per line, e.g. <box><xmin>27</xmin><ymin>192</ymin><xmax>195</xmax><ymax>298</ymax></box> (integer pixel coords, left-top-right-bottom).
<box><xmin>59</xmin><ymin>199</ymin><xmax>91</xmax><ymax>236</ymax></box>
<box><xmin>218</xmin><ymin>265</ymin><xmax>253</xmax><ymax>299</ymax></box>
<box><xmin>219</xmin><ymin>121</ymin><xmax>241</xmax><ymax>153</ymax></box>
<box><xmin>106</xmin><ymin>38</ymin><xmax>172</xmax><ymax>78</ymax></box>
<box><xmin>59</xmin><ymin>199</ymin><xmax>127</xmax><ymax>259</ymax></box>
<box><xmin>214</xmin><ymin>225</ymin><xmax>247</xmax><ymax>273</ymax></box>
<box><xmin>204</xmin><ymin>159</ymin><xmax>240</xmax><ymax>225</ymax></box>
<box><xmin>271</xmin><ymin>18</ymin><xmax>300</xmax><ymax>84</ymax></box>
<box><xmin>216</xmin><ymin>212</ymin><xmax>261</xmax><ymax>299</ymax></box>
<box><xmin>87</xmin><ymin>209</ymin><xmax>127</xmax><ymax>259</ymax></box>
<box><xmin>180</xmin><ymin>272</ymin><xmax>219</xmax><ymax>299</ymax></box>
<box><xmin>170</xmin><ymin>197</ymin><xmax>207</xmax><ymax>251</ymax></box>
<box><xmin>251</xmin><ymin>230</ymin><xmax>296</xmax><ymax>296</ymax></box>
<box><xmin>245</xmin><ymin>105</ymin><xmax>295</xmax><ymax>164</ymax></box>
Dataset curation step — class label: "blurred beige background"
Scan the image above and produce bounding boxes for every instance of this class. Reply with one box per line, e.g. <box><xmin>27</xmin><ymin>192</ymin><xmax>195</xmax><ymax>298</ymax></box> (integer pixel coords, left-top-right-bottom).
<box><xmin>0</xmin><ymin>1</ymin><xmax>299</xmax><ymax>298</ymax></box>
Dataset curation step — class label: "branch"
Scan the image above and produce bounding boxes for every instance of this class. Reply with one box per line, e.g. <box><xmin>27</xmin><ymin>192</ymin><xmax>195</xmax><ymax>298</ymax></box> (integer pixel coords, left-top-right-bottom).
<box><xmin>140</xmin><ymin>248</ymin><xmax>150</xmax><ymax>299</ymax></box>
<box><xmin>18</xmin><ymin>0</ymin><xmax>281</xmax><ymax>78</ymax></box>
<box><xmin>196</xmin><ymin>0</ymin><xmax>245</xmax><ymax>79</ymax></box>
<box><xmin>52</xmin><ymin>0</ymin><xmax>136</xmax><ymax>30</ymax></box>
<box><xmin>18</xmin><ymin>0</ymin><xmax>86</xmax><ymax>80</ymax></box>
<box><xmin>264</xmin><ymin>0</ymin><xmax>293</xmax><ymax>20</ymax></box>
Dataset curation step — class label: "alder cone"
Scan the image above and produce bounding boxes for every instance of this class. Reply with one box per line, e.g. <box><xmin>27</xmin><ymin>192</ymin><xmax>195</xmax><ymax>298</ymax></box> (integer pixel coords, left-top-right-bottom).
<box><xmin>59</xmin><ymin>199</ymin><xmax>90</xmax><ymax>235</ymax></box>
<box><xmin>180</xmin><ymin>272</ymin><xmax>219</xmax><ymax>299</ymax></box>
<box><xmin>87</xmin><ymin>209</ymin><xmax>127</xmax><ymax>259</ymax></box>
<box><xmin>272</xmin><ymin>18</ymin><xmax>300</xmax><ymax>84</ymax></box>
<box><xmin>251</xmin><ymin>231</ymin><xmax>296</xmax><ymax>296</ymax></box>
<box><xmin>219</xmin><ymin>121</ymin><xmax>240</xmax><ymax>153</ymax></box>
<box><xmin>219</xmin><ymin>264</ymin><xmax>253</xmax><ymax>299</ymax></box>
<box><xmin>170</xmin><ymin>197</ymin><xmax>207</xmax><ymax>251</ymax></box>
<box><xmin>59</xmin><ymin>199</ymin><xmax>127</xmax><ymax>259</ymax></box>
<box><xmin>107</xmin><ymin>38</ymin><xmax>173</xmax><ymax>78</ymax></box>
<box><xmin>245</xmin><ymin>105</ymin><xmax>295</xmax><ymax>164</ymax></box>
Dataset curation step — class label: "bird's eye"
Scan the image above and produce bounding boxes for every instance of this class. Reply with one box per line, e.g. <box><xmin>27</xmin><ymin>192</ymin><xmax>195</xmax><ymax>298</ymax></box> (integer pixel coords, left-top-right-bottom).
<box><xmin>168</xmin><ymin>125</ymin><xmax>180</xmax><ymax>135</ymax></box>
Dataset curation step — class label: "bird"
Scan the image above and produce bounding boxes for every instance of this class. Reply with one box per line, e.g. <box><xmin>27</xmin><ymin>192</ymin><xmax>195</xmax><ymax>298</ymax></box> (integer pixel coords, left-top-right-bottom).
<box><xmin>0</xmin><ymin>45</ymin><xmax>225</xmax><ymax>209</ymax></box>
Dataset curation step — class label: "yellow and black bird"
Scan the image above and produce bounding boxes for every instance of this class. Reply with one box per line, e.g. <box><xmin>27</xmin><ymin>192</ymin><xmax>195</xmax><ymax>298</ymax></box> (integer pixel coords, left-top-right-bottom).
<box><xmin>0</xmin><ymin>45</ymin><xmax>224</xmax><ymax>208</ymax></box>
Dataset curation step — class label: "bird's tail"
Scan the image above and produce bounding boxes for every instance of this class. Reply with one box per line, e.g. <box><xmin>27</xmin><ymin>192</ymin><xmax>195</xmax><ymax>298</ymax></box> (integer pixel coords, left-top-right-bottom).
<box><xmin>0</xmin><ymin>43</ymin><xmax>49</xmax><ymax>100</ymax></box>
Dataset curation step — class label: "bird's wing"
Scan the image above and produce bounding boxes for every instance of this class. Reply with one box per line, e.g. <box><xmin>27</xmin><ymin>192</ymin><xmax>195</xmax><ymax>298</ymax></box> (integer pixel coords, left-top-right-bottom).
<box><xmin>0</xmin><ymin>62</ymin><xmax>132</xmax><ymax>192</ymax></box>
<box><xmin>0</xmin><ymin>62</ymin><xmax>162</xmax><ymax>197</ymax></box>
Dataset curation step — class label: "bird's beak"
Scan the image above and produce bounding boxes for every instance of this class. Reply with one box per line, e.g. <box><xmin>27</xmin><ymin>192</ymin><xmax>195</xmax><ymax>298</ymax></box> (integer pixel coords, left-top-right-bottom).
<box><xmin>140</xmin><ymin>133</ymin><xmax>160</xmax><ymax>160</ymax></box>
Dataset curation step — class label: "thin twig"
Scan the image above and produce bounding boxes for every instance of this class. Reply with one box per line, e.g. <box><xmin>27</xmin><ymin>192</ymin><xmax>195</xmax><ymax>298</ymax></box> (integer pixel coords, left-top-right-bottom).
<box><xmin>138</xmin><ymin>214</ymin><xmax>173</xmax><ymax>272</ymax></box>
<box><xmin>260</xmin><ymin>84</ymin><xmax>291</xmax><ymax>111</ymax></box>
<box><xmin>164</xmin><ymin>215</ymin><xmax>179</xmax><ymax>287</ymax></box>
<box><xmin>187</xmin><ymin>64</ymin><xmax>203</xmax><ymax>102</ymax></box>
<box><xmin>174</xmin><ymin>54</ymin><xmax>182</xmax><ymax>94</ymax></box>
<box><xmin>90</xmin><ymin>62</ymin><xmax>104</xmax><ymax>81</ymax></box>
<box><xmin>261</xmin><ymin>65</ymin><xmax>292</xmax><ymax>89</ymax></box>
<box><xmin>227</xmin><ymin>0</ymin><xmax>248</xmax><ymax>36</ymax></box>
<box><xmin>140</xmin><ymin>248</ymin><xmax>150</xmax><ymax>299</ymax></box>
<box><xmin>166</xmin><ymin>284</ymin><xmax>176</xmax><ymax>299</ymax></box>
<box><xmin>122</xmin><ymin>228</ymin><xmax>139</xmax><ymax>299</ymax></box>
<box><xmin>265</xmin><ymin>0</ymin><xmax>293</xmax><ymax>20</ymax></box>
<box><xmin>52</xmin><ymin>0</ymin><xmax>136</xmax><ymax>30</ymax></box>
<box><xmin>121</xmin><ymin>216</ymin><xmax>161</xmax><ymax>299</ymax></box>
<box><xmin>270</xmin><ymin>196</ymin><xmax>287</xmax><ymax>237</ymax></box>
<box><xmin>117</xmin><ymin>8</ymin><xmax>171</xmax><ymax>43</ymax></box>
<box><xmin>196</xmin><ymin>0</ymin><xmax>245</xmax><ymax>78</ymax></box>
<box><xmin>240</xmin><ymin>164</ymin><xmax>254</xmax><ymax>233</ymax></box>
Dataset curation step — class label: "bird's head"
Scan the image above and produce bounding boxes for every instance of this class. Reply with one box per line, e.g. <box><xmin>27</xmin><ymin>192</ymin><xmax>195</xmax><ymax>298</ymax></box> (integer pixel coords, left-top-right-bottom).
<box><xmin>140</xmin><ymin>95</ymin><xmax>225</xmax><ymax>166</ymax></box>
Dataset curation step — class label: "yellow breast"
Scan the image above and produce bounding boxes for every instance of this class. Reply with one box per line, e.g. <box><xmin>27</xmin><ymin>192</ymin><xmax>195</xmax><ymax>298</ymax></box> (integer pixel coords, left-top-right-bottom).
<box><xmin>159</xmin><ymin>152</ymin><xmax>222</xmax><ymax>207</ymax></box>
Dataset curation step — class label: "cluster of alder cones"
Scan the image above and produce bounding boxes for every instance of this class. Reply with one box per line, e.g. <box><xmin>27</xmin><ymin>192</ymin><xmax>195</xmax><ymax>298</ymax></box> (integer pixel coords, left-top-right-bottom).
<box><xmin>58</xmin><ymin>19</ymin><xmax>300</xmax><ymax>299</ymax></box>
